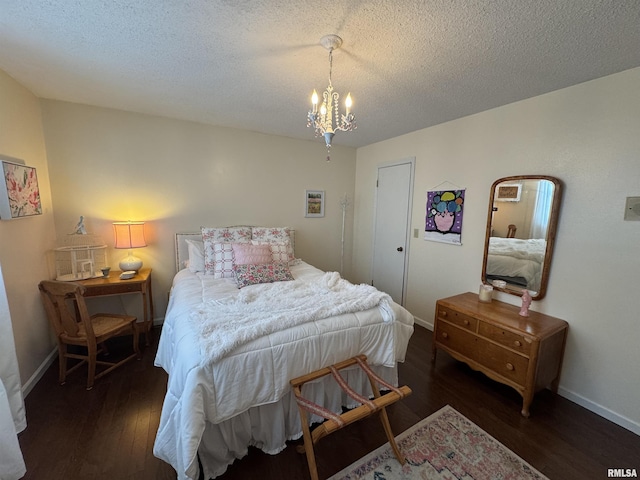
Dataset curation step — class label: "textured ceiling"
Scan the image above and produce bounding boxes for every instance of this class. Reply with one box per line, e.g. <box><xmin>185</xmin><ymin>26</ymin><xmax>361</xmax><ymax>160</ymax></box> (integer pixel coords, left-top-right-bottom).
<box><xmin>1</xmin><ymin>0</ymin><xmax>639</xmax><ymax>148</ymax></box>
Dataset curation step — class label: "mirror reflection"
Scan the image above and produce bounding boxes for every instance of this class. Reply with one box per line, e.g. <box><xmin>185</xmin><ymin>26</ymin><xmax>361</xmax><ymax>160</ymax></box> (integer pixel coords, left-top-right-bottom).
<box><xmin>482</xmin><ymin>175</ymin><xmax>562</xmax><ymax>300</ymax></box>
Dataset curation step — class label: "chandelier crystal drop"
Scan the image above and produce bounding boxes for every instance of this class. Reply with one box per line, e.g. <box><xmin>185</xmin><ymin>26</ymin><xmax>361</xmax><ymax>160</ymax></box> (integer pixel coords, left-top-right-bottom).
<box><xmin>307</xmin><ymin>34</ymin><xmax>356</xmax><ymax>161</ymax></box>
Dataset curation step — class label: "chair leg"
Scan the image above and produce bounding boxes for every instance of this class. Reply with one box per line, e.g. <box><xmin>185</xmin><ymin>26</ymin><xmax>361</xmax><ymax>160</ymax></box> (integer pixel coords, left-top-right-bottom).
<box><xmin>86</xmin><ymin>344</ymin><xmax>97</xmax><ymax>390</ymax></box>
<box><xmin>133</xmin><ymin>324</ymin><xmax>141</xmax><ymax>358</ymax></box>
<box><xmin>57</xmin><ymin>343</ymin><xmax>67</xmax><ymax>385</ymax></box>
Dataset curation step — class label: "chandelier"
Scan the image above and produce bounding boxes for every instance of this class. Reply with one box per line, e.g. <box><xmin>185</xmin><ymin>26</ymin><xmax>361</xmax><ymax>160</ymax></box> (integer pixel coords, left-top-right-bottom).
<box><xmin>307</xmin><ymin>34</ymin><xmax>356</xmax><ymax>161</ymax></box>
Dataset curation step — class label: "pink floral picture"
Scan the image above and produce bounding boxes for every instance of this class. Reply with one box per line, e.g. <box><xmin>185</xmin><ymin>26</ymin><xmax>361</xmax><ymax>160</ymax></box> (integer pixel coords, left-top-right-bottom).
<box><xmin>0</xmin><ymin>161</ymin><xmax>43</xmax><ymax>219</ymax></box>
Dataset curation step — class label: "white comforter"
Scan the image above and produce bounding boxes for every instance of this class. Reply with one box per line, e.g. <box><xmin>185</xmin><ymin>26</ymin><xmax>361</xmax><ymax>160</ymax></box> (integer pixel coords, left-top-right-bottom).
<box><xmin>153</xmin><ymin>262</ymin><xmax>414</xmax><ymax>480</ymax></box>
<box><xmin>487</xmin><ymin>237</ymin><xmax>546</xmax><ymax>291</ymax></box>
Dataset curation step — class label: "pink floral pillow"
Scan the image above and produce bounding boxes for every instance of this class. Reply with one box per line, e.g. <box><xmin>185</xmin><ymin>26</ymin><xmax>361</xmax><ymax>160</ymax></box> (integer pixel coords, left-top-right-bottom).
<box><xmin>233</xmin><ymin>263</ymin><xmax>294</xmax><ymax>288</ymax></box>
<box><xmin>251</xmin><ymin>227</ymin><xmax>291</xmax><ymax>244</ymax></box>
<box><xmin>202</xmin><ymin>226</ymin><xmax>252</xmax><ymax>243</ymax></box>
<box><xmin>231</xmin><ymin>243</ymin><xmax>273</xmax><ymax>266</ymax></box>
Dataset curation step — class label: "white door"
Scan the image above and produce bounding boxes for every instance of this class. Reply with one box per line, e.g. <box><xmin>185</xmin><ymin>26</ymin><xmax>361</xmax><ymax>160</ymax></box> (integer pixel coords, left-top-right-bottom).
<box><xmin>372</xmin><ymin>159</ymin><xmax>414</xmax><ymax>305</ymax></box>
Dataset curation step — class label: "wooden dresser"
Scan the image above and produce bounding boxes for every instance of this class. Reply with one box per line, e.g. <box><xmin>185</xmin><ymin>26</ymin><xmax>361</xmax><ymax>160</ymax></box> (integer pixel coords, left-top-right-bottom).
<box><xmin>432</xmin><ymin>292</ymin><xmax>568</xmax><ymax>417</ymax></box>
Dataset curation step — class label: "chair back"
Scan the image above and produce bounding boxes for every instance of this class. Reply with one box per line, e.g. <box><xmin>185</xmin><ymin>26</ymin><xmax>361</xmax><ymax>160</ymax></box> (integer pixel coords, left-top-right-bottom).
<box><xmin>507</xmin><ymin>224</ymin><xmax>517</xmax><ymax>238</ymax></box>
<box><xmin>38</xmin><ymin>280</ymin><xmax>93</xmax><ymax>340</ymax></box>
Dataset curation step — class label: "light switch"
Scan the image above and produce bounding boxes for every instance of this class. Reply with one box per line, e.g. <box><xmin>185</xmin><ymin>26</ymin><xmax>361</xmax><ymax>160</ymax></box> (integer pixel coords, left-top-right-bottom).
<box><xmin>414</xmin><ymin>228</ymin><xmax>419</xmax><ymax>238</ymax></box>
<box><xmin>624</xmin><ymin>197</ymin><xmax>640</xmax><ymax>221</ymax></box>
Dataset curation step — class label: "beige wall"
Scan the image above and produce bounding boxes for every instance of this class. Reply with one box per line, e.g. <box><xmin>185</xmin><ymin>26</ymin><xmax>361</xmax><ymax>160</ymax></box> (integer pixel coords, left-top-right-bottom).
<box><xmin>353</xmin><ymin>67</ymin><xmax>640</xmax><ymax>434</ymax></box>
<box><xmin>40</xmin><ymin>100</ymin><xmax>357</xmax><ymax>322</ymax></box>
<box><xmin>3</xmin><ymin>64</ymin><xmax>638</xmax><ymax>437</ymax></box>
<box><xmin>0</xmin><ymin>71</ymin><xmax>57</xmax><ymax>390</ymax></box>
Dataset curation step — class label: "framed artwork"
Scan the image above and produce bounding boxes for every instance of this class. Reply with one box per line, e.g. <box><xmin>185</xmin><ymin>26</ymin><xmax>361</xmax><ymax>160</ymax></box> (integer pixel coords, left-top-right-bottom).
<box><xmin>305</xmin><ymin>190</ymin><xmax>325</xmax><ymax>218</ymax></box>
<box><xmin>425</xmin><ymin>189</ymin><xmax>465</xmax><ymax>245</ymax></box>
<box><xmin>495</xmin><ymin>183</ymin><xmax>522</xmax><ymax>202</ymax></box>
<box><xmin>0</xmin><ymin>160</ymin><xmax>43</xmax><ymax>219</ymax></box>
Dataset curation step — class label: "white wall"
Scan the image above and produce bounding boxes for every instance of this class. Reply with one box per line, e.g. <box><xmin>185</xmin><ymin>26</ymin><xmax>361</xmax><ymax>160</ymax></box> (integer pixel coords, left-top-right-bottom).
<box><xmin>4</xmin><ymin>64</ymin><xmax>638</xmax><ymax>437</ymax></box>
<box><xmin>40</xmin><ymin>100</ymin><xmax>357</xmax><ymax>321</ymax></box>
<box><xmin>0</xmin><ymin>70</ymin><xmax>58</xmax><ymax>391</ymax></box>
<box><xmin>353</xmin><ymin>67</ymin><xmax>640</xmax><ymax>434</ymax></box>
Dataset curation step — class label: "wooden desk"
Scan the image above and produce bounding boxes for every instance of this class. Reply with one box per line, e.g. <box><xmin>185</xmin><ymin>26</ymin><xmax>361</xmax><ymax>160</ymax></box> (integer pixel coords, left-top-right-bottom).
<box><xmin>77</xmin><ymin>268</ymin><xmax>154</xmax><ymax>344</ymax></box>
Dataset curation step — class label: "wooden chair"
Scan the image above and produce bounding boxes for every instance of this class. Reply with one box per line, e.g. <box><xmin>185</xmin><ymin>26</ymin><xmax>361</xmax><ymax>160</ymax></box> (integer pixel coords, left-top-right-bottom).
<box><xmin>38</xmin><ymin>280</ymin><xmax>140</xmax><ymax>390</ymax></box>
<box><xmin>290</xmin><ymin>355</ymin><xmax>412</xmax><ymax>480</ymax></box>
<box><xmin>507</xmin><ymin>224</ymin><xmax>517</xmax><ymax>238</ymax></box>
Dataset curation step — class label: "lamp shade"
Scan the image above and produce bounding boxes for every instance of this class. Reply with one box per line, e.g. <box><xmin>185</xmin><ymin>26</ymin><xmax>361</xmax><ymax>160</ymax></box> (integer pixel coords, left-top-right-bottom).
<box><xmin>113</xmin><ymin>222</ymin><xmax>147</xmax><ymax>249</ymax></box>
<box><xmin>113</xmin><ymin>222</ymin><xmax>146</xmax><ymax>271</ymax></box>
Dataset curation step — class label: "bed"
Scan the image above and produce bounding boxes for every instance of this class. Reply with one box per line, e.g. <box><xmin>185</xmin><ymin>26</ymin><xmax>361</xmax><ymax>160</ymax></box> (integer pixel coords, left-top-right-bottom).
<box><xmin>485</xmin><ymin>237</ymin><xmax>546</xmax><ymax>292</ymax></box>
<box><xmin>153</xmin><ymin>227</ymin><xmax>415</xmax><ymax>480</ymax></box>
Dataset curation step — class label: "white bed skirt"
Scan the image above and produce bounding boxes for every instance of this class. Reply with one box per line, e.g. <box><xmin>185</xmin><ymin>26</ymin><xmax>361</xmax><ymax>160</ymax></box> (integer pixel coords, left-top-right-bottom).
<box><xmin>197</xmin><ymin>364</ymin><xmax>398</xmax><ymax>479</ymax></box>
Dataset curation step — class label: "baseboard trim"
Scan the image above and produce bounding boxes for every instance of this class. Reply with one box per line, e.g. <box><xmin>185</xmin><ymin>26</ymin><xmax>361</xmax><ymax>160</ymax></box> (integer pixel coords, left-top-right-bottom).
<box><xmin>413</xmin><ymin>315</ymin><xmax>432</xmax><ymax>331</ymax></box>
<box><xmin>22</xmin><ymin>347</ymin><xmax>57</xmax><ymax>398</ymax></box>
<box><xmin>557</xmin><ymin>386</ymin><xmax>640</xmax><ymax>436</ymax></box>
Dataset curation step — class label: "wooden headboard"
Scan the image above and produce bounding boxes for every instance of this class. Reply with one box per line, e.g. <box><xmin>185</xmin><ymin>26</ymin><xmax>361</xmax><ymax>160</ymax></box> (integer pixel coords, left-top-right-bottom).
<box><xmin>175</xmin><ymin>228</ymin><xmax>296</xmax><ymax>272</ymax></box>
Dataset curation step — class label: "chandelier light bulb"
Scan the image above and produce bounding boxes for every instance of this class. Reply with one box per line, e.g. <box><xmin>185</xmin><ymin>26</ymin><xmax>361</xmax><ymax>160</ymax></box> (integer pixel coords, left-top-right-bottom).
<box><xmin>345</xmin><ymin>93</ymin><xmax>352</xmax><ymax>114</ymax></box>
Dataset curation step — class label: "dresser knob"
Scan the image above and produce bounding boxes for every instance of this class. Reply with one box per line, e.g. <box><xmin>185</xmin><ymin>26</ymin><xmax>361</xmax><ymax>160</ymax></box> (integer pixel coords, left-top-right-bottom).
<box><xmin>442</xmin><ymin>332</ymin><xmax>449</xmax><ymax>339</ymax></box>
<box><xmin>441</xmin><ymin>310</ymin><xmax>447</xmax><ymax>317</ymax></box>
<box><xmin>506</xmin><ymin>363</ymin><xmax>514</xmax><ymax>371</ymax></box>
<box><xmin>514</xmin><ymin>340</ymin><xmax>522</xmax><ymax>347</ymax></box>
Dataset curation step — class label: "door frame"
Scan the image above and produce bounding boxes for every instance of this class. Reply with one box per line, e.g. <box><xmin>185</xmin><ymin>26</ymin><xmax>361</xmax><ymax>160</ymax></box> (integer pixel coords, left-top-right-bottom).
<box><xmin>371</xmin><ymin>157</ymin><xmax>415</xmax><ymax>306</ymax></box>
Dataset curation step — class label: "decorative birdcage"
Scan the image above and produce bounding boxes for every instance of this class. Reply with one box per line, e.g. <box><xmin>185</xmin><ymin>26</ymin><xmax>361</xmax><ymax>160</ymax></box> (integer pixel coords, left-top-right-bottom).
<box><xmin>54</xmin><ymin>233</ymin><xmax>108</xmax><ymax>281</ymax></box>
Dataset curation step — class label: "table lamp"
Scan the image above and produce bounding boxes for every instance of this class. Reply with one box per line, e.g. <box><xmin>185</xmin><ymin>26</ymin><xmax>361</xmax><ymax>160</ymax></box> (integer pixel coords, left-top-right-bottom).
<box><xmin>113</xmin><ymin>221</ymin><xmax>146</xmax><ymax>271</ymax></box>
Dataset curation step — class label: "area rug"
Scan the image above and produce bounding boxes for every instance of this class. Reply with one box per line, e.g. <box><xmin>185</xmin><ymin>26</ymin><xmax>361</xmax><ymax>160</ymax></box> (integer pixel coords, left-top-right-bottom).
<box><xmin>328</xmin><ymin>405</ymin><xmax>548</xmax><ymax>480</ymax></box>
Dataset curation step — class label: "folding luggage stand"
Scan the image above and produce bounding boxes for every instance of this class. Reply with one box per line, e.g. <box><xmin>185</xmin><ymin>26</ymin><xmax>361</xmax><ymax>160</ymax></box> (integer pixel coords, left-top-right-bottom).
<box><xmin>290</xmin><ymin>354</ymin><xmax>412</xmax><ymax>480</ymax></box>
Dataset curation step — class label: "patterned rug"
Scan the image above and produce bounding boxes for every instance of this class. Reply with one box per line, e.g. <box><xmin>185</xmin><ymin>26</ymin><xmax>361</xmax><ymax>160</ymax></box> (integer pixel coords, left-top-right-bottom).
<box><xmin>328</xmin><ymin>405</ymin><xmax>548</xmax><ymax>480</ymax></box>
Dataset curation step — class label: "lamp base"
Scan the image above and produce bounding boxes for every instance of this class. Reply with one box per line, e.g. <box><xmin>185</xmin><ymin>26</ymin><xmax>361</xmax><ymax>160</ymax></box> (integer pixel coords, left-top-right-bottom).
<box><xmin>119</xmin><ymin>254</ymin><xmax>143</xmax><ymax>272</ymax></box>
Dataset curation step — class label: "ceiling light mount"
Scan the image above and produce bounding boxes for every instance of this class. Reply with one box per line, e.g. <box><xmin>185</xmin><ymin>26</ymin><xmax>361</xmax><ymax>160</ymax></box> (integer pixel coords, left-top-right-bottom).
<box><xmin>319</xmin><ymin>34</ymin><xmax>343</xmax><ymax>51</ymax></box>
<box><xmin>307</xmin><ymin>34</ymin><xmax>356</xmax><ymax>161</ymax></box>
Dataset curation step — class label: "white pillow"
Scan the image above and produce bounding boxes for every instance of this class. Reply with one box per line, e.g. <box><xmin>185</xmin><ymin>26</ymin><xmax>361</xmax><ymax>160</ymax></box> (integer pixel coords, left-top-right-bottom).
<box><xmin>202</xmin><ymin>226</ymin><xmax>252</xmax><ymax>276</ymax></box>
<box><xmin>185</xmin><ymin>239</ymin><xmax>205</xmax><ymax>272</ymax></box>
<box><xmin>205</xmin><ymin>242</ymin><xmax>235</xmax><ymax>278</ymax></box>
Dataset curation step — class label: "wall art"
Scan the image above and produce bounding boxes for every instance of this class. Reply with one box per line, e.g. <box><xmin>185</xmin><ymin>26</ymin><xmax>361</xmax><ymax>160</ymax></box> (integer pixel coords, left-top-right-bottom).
<box><xmin>0</xmin><ymin>160</ymin><xmax>43</xmax><ymax>220</ymax></box>
<box><xmin>425</xmin><ymin>189</ymin><xmax>465</xmax><ymax>244</ymax></box>
<box><xmin>304</xmin><ymin>190</ymin><xmax>325</xmax><ymax>218</ymax></box>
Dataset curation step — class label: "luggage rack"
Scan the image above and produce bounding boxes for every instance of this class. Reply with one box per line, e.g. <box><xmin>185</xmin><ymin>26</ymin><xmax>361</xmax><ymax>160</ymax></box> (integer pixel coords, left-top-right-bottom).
<box><xmin>290</xmin><ymin>354</ymin><xmax>412</xmax><ymax>480</ymax></box>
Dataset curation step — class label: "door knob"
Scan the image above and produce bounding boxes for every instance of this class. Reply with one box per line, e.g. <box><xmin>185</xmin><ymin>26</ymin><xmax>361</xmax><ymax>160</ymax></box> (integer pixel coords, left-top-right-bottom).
<box><xmin>397</xmin><ymin>247</ymin><xmax>403</xmax><ymax>252</ymax></box>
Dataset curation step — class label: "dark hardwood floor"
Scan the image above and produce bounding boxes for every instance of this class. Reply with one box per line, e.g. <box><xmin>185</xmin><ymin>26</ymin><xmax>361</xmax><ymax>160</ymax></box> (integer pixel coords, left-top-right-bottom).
<box><xmin>18</xmin><ymin>325</ymin><xmax>639</xmax><ymax>480</ymax></box>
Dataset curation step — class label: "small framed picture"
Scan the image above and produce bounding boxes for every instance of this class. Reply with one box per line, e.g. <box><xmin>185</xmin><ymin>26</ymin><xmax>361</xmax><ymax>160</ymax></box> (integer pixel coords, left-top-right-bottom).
<box><xmin>0</xmin><ymin>159</ymin><xmax>43</xmax><ymax>219</ymax></box>
<box><xmin>495</xmin><ymin>184</ymin><xmax>522</xmax><ymax>202</ymax></box>
<box><xmin>305</xmin><ymin>190</ymin><xmax>325</xmax><ymax>218</ymax></box>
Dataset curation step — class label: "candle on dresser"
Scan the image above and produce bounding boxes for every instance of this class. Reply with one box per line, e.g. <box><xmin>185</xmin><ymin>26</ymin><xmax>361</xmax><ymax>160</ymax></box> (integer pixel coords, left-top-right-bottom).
<box><xmin>478</xmin><ymin>284</ymin><xmax>493</xmax><ymax>302</ymax></box>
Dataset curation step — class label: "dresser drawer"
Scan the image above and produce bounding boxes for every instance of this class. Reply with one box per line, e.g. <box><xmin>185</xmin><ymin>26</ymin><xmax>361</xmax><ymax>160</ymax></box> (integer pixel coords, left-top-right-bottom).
<box><xmin>478</xmin><ymin>322</ymin><xmax>533</xmax><ymax>356</ymax></box>
<box><xmin>435</xmin><ymin>322</ymin><xmax>478</xmax><ymax>361</ymax></box>
<box><xmin>437</xmin><ymin>305</ymin><xmax>477</xmax><ymax>331</ymax></box>
<box><xmin>477</xmin><ymin>339</ymin><xmax>529</xmax><ymax>385</ymax></box>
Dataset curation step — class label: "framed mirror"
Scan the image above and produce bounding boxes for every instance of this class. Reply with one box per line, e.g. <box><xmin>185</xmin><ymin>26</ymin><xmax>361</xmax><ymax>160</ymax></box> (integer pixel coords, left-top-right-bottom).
<box><xmin>481</xmin><ymin>175</ymin><xmax>562</xmax><ymax>300</ymax></box>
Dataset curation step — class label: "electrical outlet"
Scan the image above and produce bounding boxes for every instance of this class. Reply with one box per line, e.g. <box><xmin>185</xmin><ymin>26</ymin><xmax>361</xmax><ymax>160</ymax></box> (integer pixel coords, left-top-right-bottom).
<box><xmin>624</xmin><ymin>197</ymin><xmax>640</xmax><ymax>221</ymax></box>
